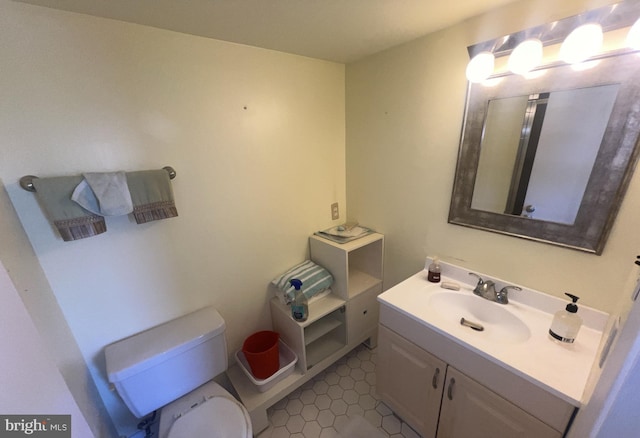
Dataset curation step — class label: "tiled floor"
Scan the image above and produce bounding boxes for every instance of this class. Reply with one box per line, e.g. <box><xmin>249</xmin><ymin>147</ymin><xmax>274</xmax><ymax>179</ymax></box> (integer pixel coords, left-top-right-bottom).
<box><xmin>256</xmin><ymin>344</ymin><xmax>420</xmax><ymax>438</ymax></box>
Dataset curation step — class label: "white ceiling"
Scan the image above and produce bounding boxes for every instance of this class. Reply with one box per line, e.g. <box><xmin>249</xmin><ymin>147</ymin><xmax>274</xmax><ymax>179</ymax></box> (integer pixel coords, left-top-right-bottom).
<box><xmin>16</xmin><ymin>0</ymin><xmax>519</xmax><ymax>63</ymax></box>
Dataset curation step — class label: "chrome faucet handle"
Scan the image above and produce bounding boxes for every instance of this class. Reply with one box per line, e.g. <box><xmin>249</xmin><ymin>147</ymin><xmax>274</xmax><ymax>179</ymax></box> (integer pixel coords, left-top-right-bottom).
<box><xmin>468</xmin><ymin>272</ymin><xmax>484</xmax><ymax>297</ymax></box>
<box><xmin>496</xmin><ymin>285</ymin><xmax>522</xmax><ymax>304</ymax></box>
<box><xmin>468</xmin><ymin>272</ymin><xmax>484</xmax><ymax>285</ymax></box>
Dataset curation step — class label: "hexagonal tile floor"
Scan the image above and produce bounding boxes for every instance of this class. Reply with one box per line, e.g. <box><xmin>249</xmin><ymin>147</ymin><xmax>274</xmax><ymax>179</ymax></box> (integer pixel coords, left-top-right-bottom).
<box><xmin>256</xmin><ymin>344</ymin><xmax>420</xmax><ymax>438</ymax></box>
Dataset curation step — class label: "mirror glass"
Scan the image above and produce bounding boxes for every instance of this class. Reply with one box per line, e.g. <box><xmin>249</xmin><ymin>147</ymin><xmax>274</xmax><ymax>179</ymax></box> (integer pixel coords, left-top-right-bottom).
<box><xmin>471</xmin><ymin>84</ymin><xmax>620</xmax><ymax>224</ymax></box>
<box><xmin>449</xmin><ymin>51</ymin><xmax>640</xmax><ymax>254</ymax></box>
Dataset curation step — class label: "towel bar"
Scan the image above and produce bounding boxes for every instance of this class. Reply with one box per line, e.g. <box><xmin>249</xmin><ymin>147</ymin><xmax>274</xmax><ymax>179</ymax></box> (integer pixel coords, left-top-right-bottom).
<box><xmin>19</xmin><ymin>166</ymin><xmax>177</xmax><ymax>192</ymax></box>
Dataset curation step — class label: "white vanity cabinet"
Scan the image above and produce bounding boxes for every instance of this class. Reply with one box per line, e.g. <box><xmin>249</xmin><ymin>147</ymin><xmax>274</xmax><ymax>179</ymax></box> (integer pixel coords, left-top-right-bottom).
<box><xmin>376</xmin><ymin>261</ymin><xmax>607</xmax><ymax>438</ymax></box>
<box><xmin>437</xmin><ymin>367</ymin><xmax>560</xmax><ymax>438</ymax></box>
<box><xmin>377</xmin><ymin>325</ymin><xmax>445</xmax><ymax>438</ymax></box>
<box><xmin>378</xmin><ymin>325</ymin><xmax>562</xmax><ymax>438</ymax></box>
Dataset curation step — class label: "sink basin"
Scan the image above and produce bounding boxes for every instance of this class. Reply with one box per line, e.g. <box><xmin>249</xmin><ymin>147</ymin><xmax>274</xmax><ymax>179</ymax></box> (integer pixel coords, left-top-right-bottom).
<box><xmin>427</xmin><ymin>291</ymin><xmax>531</xmax><ymax>344</ymax></box>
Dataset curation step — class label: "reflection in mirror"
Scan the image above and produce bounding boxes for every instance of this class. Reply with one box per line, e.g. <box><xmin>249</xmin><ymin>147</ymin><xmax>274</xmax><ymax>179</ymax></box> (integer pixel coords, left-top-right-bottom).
<box><xmin>471</xmin><ymin>84</ymin><xmax>620</xmax><ymax>224</ymax></box>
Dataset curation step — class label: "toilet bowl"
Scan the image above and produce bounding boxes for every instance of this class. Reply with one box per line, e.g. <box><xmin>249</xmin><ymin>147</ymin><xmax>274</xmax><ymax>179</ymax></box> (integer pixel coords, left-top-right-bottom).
<box><xmin>105</xmin><ymin>307</ymin><xmax>252</xmax><ymax>437</ymax></box>
<box><xmin>158</xmin><ymin>381</ymin><xmax>251</xmax><ymax>438</ymax></box>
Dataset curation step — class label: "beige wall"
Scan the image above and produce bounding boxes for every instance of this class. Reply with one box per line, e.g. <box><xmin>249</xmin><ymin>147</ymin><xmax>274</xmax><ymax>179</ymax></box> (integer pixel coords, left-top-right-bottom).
<box><xmin>0</xmin><ymin>1</ymin><xmax>345</xmax><ymax>435</ymax></box>
<box><xmin>346</xmin><ymin>0</ymin><xmax>640</xmax><ymax>314</ymax></box>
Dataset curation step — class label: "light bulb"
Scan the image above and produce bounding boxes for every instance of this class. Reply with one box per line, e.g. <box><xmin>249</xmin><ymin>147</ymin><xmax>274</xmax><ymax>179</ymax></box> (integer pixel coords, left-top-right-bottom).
<box><xmin>508</xmin><ymin>39</ymin><xmax>543</xmax><ymax>75</ymax></box>
<box><xmin>560</xmin><ymin>23</ymin><xmax>603</xmax><ymax>64</ymax></box>
<box><xmin>627</xmin><ymin>18</ymin><xmax>640</xmax><ymax>50</ymax></box>
<box><xmin>466</xmin><ymin>52</ymin><xmax>495</xmax><ymax>83</ymax></box>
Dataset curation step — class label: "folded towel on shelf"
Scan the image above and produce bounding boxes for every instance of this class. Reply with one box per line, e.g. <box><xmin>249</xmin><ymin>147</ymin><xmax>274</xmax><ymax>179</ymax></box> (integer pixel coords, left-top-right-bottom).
<box><xmin>71</xmin><ymin>172</ymin><xmax>133</xmax><ymax>216</ymax></box>
<box><xmin>32</xmin><ymin>176</ymin><xmax>107</xmax><ymax>241</ymax></box>
<box><xmin>271</xmin><ymin>260</ymin><xmax>334</xmax><ymax>303</ymax></box>
<box><xmin>126</xmin><ymin>169</ymin><xmax>178</xmax><ymax>224</ymax></box>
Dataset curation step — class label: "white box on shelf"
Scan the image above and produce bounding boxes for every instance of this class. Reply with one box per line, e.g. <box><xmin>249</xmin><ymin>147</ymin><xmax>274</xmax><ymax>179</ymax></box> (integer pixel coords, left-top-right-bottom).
<box><xmin>235</xmin><ymin>340</ymin><xmax>298</xmax><ymax>393</ymax></box>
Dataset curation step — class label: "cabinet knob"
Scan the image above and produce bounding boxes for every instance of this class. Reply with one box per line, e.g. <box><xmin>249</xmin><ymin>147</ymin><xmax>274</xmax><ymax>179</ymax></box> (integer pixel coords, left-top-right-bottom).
<box><xmin>447</xmin><ymin>377</ymin><xmax>456</xmax><ymax>400</ymax></box>
<box><xmin>363</xmin><ymin>310</ymin><xmax>368</xmax><ymax>315</ymax></box>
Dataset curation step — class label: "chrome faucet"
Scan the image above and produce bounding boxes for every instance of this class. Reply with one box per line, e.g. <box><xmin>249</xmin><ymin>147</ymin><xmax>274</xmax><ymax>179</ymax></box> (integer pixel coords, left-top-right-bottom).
<box><xmin>468</xmin><ymin>272</ymin><xmax>496</xmax><ymax>300</ymax></box>
<box><xmin>468</xmin><ymin>273</ymin><xmax>522</xmax><ymax>305</ymax></box>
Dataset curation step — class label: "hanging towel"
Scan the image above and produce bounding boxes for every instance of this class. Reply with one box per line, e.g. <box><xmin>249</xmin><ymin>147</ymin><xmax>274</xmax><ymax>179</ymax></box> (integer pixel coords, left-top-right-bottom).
<box><xmin>126</xmin><ymin>169</ymin><xmax>178</xmax><ymax>224</ymax></box>
<box><xmin>71</xmin><ymin>172</ymin><xmax>133</xmax><ymax>216</ymax></box>
<box><xmin>32</xmin><ymin>176</ymin><xmax>107</xmax><ymax>241</ymax></box>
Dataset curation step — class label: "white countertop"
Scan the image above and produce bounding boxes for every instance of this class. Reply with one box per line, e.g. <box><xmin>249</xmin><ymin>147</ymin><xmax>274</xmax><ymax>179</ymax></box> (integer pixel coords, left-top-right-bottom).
<box><xmin>377</xmin><ymin>260</ymin><xmax>608</xmax><ymax>406</ymax></box>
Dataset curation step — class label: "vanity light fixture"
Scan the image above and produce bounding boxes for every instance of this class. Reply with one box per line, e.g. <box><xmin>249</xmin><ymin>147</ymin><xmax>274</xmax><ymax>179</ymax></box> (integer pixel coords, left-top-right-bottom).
<box><xmin>522</xmin><ymin>69</ymin><xmax>547</xmax><ymax>80</ymax></box>
<box><xmin>571</xmin><ymin>59</ymin><xmax>602</xmax><ymax>71</ymax></box>
<box><xmin>508</xmin><ymin>38</ymin><xmax>543</xmax><ymax>75</ymax></box>
<box><xmin>628</xmin><ymin>17</ymin><xmax>640</xmax><ymax>49</ymax></box>
<box><xmin>559</xmin><ymin>23</ymin><xmax>604</xmax><ymax>64</ymax></box>
<box><xmin>465</xmin><ymin>0</ymin><xmax>640</xmax><ymax>83</ymax></box>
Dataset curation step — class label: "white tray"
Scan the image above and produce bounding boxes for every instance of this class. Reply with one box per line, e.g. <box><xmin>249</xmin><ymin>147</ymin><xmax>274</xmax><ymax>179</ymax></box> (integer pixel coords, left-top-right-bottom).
<box><xmin>235</xmin><ymin>339</ymin><xmax>298</xmax><ymax>393</ymax></box>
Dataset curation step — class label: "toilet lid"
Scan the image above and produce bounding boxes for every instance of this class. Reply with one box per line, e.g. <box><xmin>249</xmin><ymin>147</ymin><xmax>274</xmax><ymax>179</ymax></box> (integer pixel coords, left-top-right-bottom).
<box><xmin>167</xmin><ymin>396</ymin><xmax>250</xmax><ymax>438</ymax></box>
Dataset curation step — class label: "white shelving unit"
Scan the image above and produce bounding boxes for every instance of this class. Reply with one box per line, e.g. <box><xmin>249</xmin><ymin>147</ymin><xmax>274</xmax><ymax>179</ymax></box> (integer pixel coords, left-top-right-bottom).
<box><xmin>227</xmin><ymin>232</ymin><xmax>384</xmax><ymax>434</ymax></box>
<box><xmin>310</xmin><ymin>232</ymin><xmax>384</xmax><ymax>347</ymax></box>
<box><xmin>271</xmin><ymin>294</ymin><xmax>347</xmax><ymax>372</ymax></box>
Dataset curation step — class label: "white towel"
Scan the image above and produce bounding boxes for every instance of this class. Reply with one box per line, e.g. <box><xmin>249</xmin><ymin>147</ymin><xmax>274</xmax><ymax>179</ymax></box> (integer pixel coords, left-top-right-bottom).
<box><xmin>71</xmin><ymin>172</ymin><xmax>133</xmax><ymax>216</ymax></box>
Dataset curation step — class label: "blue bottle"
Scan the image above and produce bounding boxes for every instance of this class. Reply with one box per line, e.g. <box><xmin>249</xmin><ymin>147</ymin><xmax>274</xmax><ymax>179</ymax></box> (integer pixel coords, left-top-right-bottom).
<box><xmin>290</xmin><ymin>279</ymin><xmax>308</xmax><ymax>322</ymax></box>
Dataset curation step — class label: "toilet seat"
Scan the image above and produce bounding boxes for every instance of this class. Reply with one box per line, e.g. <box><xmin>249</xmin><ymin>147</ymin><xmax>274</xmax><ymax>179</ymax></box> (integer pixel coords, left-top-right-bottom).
<box><xmin>167</xmin><ymin>396</ymin><xmax>251</xmax><ymax>438</ymax></box>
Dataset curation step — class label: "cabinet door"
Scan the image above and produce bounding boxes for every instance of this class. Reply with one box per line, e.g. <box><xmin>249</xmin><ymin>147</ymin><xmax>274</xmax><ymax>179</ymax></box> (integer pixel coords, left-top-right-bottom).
<box><xmin>437</xmin><ymin>367</ymin><xmax>561</xmax><ymax>438</ymax></box>
<box><xmin>347</xmin><ymin>285</ymin><xmax>382</xmax><ymax>346</ymax></box>
<box><xmin>377</xmin><ymin>325</ymin><xmax>446</xmax><ymax>438</ymax></box>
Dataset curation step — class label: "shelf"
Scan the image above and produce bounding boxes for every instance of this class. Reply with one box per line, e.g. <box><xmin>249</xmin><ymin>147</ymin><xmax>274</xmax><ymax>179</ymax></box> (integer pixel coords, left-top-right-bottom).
<box><xmin>303</xmin><ymin>294</ymin><xmax>346</xmax><ymax>326</ymax></box>
<box><xmin>270</xmin><ymin>294</ymin><xmax>346</xmax><ymax>328</ymax></box>
<box><xmin>305</xmin><ymin>317</ymin><xmax>343</xmax><ymax>346</ymax></box>
<box><xmin>349</xmin><ymin>269</ymin><xmax>383</xmax><ymax>297</ymax></box>
<box><xmin>227</xmin><ymin>361</ymin><xmax>305</xmax><ymax>412</ymax></box>
<box><xmin>228</xmin><ymin>341</ymin><xmax>357</xmax><ymax>432</ymax></box>
<box><xmin>306</xmin><ymin>336</ymin><xmax>346</xmax><ymax>369</ymax></box>
<box><xmin>236</xmin><ymin>232</ymin><xmax>383</xmax><ymax>435</ymax></box>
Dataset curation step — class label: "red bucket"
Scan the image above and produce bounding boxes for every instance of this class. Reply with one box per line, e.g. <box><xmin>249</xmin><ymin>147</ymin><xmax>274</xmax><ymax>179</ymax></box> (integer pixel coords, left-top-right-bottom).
<box><xmin>242</xmin><ymin>331</ymin><xmax>280</xmax><ymax>379</ymax></box>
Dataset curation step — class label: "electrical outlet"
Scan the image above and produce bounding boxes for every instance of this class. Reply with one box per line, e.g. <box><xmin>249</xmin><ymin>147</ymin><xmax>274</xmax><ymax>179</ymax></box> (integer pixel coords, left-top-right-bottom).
<box><xmin>331</xmin><ymin>202</ymin><xmax>339</xmax><ymax>220</ymax></box>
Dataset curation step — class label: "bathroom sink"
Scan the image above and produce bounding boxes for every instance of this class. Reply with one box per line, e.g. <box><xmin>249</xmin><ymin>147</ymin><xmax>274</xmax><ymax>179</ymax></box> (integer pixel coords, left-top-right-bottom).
<box><xmin>427</xmin><ymin>291</ymin><xmax>531</xmax><ymax>344</ymax></box>
<box><xmin>378</xmin><ymin>261</ymin><xmax>609</xmax><ymax>409</ymax></box>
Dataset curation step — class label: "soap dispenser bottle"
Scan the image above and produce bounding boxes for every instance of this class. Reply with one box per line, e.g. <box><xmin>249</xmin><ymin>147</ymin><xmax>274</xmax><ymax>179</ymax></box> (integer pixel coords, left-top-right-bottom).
<box><xmin>428</xmin><ymin>257</ymin><xmax>441</xmax><ymax>283</ymax></box>
<box><xmin>549</xmin><ymin>293</ymin><xmax>582</xmax><ymax>343</ymax></box>
<box><xmin>290</xmin><ymin>279</ymin><xmax>308</xmax><ymax>322</ymax></box>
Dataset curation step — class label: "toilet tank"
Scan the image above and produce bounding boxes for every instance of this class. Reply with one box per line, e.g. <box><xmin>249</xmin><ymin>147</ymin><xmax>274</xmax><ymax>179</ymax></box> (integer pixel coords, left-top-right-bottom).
<box><xmin>105</xmin><ymin>306</ymin><xmax>227</xmax><ymax>418</ymax></box>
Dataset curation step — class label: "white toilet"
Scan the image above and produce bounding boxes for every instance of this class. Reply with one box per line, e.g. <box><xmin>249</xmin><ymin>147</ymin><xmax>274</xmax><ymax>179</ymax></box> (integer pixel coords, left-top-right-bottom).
<box><xmin>105</xmin><ymin>306</ymin><xmax>252</xmax><ymax>437</ymax></box>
